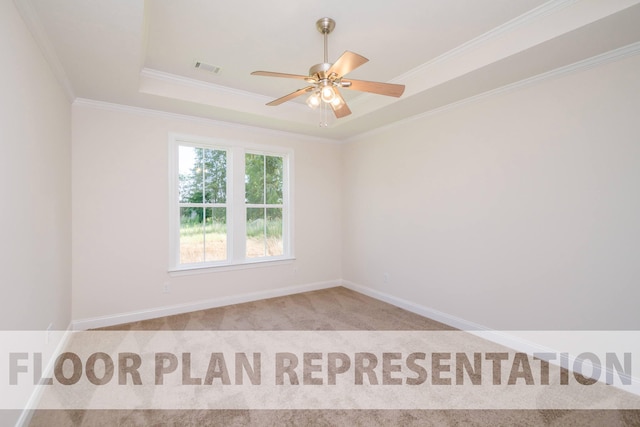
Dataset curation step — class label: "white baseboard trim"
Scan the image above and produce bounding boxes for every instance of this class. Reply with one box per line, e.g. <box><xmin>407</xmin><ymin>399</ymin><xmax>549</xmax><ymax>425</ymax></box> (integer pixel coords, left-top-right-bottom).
<box><xmin>341</xmin><ymin>279</ymin><xmax>640</xmax><ymax>397</ymax></box>
<box><xmin>14</xmin><ymin>323</ymin><xmax>74</xmax><ymax>427</ymax></box>
<box><xmin>71</xmin><ymin>280</ymin><xmax>340</xmax><ymax>331</ymax></box>
<box><xmin>341</xmin><ymin>280</ymin><xmax>489</xmax><ymax>331</ymax></box>
<box><xmin>29</xmin><ymin>279</ymin><xmax>638</xmax><ymax>415</ymax></box>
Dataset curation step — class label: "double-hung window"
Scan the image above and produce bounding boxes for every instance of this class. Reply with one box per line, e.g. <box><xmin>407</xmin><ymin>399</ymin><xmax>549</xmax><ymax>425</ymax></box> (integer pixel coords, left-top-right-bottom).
<box><xmin>245</xmin><ymin>153</ymin><xmax>285</xmax><ymax>258</ymax></box>
<box><xmin>169</xmin><ymin>135</ymin><xmax>292</xmax><ymax>271</ymax></box>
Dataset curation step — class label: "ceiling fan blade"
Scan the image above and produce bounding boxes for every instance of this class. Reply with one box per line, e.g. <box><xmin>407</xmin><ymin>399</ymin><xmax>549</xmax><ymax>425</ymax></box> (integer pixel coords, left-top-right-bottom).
<box><xmin>266</xmin><ymin>87</ymin><xmax>314</xmax><ymax>106</ymax></box>
<box><xmin>330</xmin><ymin>90</ymin><xmax>352</xmax><ymax>118</ymax></box>
<box><xmin>342</xmin><ymin>79</ymin><xmax>405</xmax><ymax>97</ymax></box>
<box><xmin>327</xmin><ymin>51</ymin><xmax>368</xmax><ymax>78</ymax></box>
<box><xmin>251</xmin><ymin>71</ymin><xmax>313</xmax><ymax>81</ymax></box>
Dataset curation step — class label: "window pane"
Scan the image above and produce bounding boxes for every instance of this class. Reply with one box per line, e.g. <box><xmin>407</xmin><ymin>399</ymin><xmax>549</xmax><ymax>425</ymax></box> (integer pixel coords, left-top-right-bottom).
<box><xmin>173</xmin><ymin>140</ymin><xmax>290</xmax><ymax>269</ymax></box>
<box><xmin>265</xmin><ymin>156</ymin><xmax>283</xmax><ymax>204</ymax></box>
<box><xmin>204</xmin><ymin>149</ymin><xmax>226</xmax><ymax>203</ymax></box>
<box><xmin>180</xmin><ymin>207</ymin><xmax>204</xmax><ymax>264</ymax></box>
<box><xmin>204</xmin><ymin>207</ymin><xmax>226</xmax><ymax>261</ymax></box>
<box><xmin>245</xmin><ymin>153</ymin><xmax>264</xmax><ymax>204</ymax></box>
<box><xmin>179</xmin><ymin>146</ymin><xmax>203</xmax><ymax>203</ymax></box>
<box><xmin>266</xmin><ymin>208</ymin><xmax>283</xmax><ymax>256</ymax></box>
<box><xmin>246</xmin><ymin>207</ymin><xmax>265</xmax><ymax>258</ymax></box>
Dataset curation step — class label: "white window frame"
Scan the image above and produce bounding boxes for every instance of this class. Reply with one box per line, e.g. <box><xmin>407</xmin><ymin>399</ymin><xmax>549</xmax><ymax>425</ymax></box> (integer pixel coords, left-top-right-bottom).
<box><xmin>168</xmin><ymin>133</ymin><xmax>294</xmax><ymax>273</ymax></box>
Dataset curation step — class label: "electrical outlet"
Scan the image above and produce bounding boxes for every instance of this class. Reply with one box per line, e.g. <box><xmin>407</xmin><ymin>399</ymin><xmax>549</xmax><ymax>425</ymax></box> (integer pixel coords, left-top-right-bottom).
<box><xmin>383</xmin><ymin>273</ymin><xmax>389</xmax><ymax>284</ymax></box>
<box><xmin>163</xmin><ymin>282</ymin><xmax>170</xmax><ymax>293</ymax></box>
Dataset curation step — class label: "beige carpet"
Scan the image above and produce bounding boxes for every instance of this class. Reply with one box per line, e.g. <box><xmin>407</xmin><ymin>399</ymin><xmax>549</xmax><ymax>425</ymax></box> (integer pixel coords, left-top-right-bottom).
<box><xmin>28</xmin><ymin>287</ymin><xmax>640</xmax><ymax>426</ymax></box>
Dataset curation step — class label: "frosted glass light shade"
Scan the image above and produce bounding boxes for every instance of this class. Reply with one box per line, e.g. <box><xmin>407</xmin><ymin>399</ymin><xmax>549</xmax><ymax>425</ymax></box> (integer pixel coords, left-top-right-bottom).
<box><xmin>320</xmin><ymin>86</ymin><xmax>336</xmax><ymax>103</ymax></box>
<box><xmin>306</xmin><ymin>92</ymin><xmax>321</xmax><ymax>109</ymax></box>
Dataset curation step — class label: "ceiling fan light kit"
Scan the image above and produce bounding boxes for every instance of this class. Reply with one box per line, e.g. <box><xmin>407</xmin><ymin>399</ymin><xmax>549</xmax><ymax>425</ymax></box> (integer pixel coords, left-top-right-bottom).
<box><xmin>251</xmin><ymin>17</ymin><xmax>405</xmax><ymax>121</ymax></box>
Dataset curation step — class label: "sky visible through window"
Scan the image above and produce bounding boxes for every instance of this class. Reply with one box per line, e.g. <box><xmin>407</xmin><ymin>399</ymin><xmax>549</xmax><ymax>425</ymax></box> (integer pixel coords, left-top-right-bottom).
<box><xmin>179</xmin><ymin>146</ymin><xmax>196</xmax><ymax>176</ymax></box>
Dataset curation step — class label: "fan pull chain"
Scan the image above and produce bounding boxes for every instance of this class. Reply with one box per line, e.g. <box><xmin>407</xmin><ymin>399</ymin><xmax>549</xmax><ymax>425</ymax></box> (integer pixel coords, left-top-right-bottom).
<box><xmin>319</xmin><ymin>102</ymin><xmax>329</xmax><ymax>127</ymax></box>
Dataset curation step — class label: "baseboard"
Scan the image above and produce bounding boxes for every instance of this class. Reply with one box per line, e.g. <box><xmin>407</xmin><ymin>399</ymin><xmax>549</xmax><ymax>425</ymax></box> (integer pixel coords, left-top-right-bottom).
<box><xmin>26</xmin><ymin>279</ymin><xmax>639</xmax><ymax>415</ymax></box>
<box><xmin>14</xmin><ymin>323</ymin><xmax>74</xmax><ymax>427</ymax></box>
<box><xmin>340</xmin><ymin>279</ymin><xmax>640</xmax><ymax>397</ymax></box>
<box><xmin>71</xmin><ymin>280</ymin><xmax>340</xmax><ymax>331</ymax></box>
<box><xmin>341</xmin><ymin>280</ymin><xmax>490</xmax><ymax>331</ymax></box>
<box><xmin>341</xmin><ymin>279</ymin><xmax>559</xmax><ymax>356</ymax></box>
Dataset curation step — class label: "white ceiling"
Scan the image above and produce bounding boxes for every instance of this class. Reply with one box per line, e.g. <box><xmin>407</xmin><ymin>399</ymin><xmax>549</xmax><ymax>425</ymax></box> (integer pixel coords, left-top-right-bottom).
<box><xmin>17</xmin><ymin>0</ymin><xmax>640</xmax><ymax>141</ymax></box>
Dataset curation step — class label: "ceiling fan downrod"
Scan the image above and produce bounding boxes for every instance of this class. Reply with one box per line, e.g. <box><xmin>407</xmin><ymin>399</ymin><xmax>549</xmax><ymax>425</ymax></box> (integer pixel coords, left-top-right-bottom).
<box><xmin>316</xmin><ymin>17</ymin><xmax>335</xmax><ymax>64</ymax></box>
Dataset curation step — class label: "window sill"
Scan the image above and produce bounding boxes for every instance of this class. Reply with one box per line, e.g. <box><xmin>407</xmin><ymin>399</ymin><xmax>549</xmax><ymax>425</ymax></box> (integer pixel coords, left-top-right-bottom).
<box><xmin>168</xmin><ymin>257</ymin><xmax>296</xmax><ymax>276</ymax></box>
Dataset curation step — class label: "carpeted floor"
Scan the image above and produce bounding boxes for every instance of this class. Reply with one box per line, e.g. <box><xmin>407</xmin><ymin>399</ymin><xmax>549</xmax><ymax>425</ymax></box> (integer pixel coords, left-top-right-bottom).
<box><xmin>28</xmin><ymin>287</ymin><xmax>640</xmax><ymax>426</ymax></box>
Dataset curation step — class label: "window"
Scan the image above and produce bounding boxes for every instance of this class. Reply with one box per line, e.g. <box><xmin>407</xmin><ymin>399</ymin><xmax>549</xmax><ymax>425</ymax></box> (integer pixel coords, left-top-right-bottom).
<box><xmin>169</xmin><ymin>135</ymin><xmax>292</xmax><ymax>271</ymax></box>
<box><xmin>177</xmin><ymin>145</ymin><xmax>228</xmax><ymax>264</ymax></box>
<box><xmin>245</xmin><ymin>153</ymin><xmax>284</xmax><ymax>258</ymax></box>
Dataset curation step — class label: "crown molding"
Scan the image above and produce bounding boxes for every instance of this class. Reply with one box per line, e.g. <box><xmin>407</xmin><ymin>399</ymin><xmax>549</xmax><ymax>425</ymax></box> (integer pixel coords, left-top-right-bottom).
<box><xmin>72</xmin><ymin>98</ymin><xmax>341</xmax><ymax>144</ymax></box>
<box><xmin>346</xmin><ymin>40</ymin><xmax>640</xmax><ymax>143</ymax></box>
<box><xmin>346</xmin><ymin>0</ymin><xmax>580</xmax><ymax>118</ymax></box>
<box><xmin>13</xmin><ymin>0</ymin><xmax>75</xmax><ymax>101</ymax></box>
<box><xmin>396</xmin><ymin>0</ymin><xmax>579</xmax><ymax>84</ymax></box>
<box><xmin>74</xmin><ymin>39</ymin><xmax>640</xmax><ymax>145</ymax></box>
<box><xmin>139</xmin><ymin>67</ymin><xmax>276</xmax><ymax>104</ymax></box>
<box><xmin>77</xmin><ymin>39</ymin><xmax>640</xmax><ymax>145</ymax></box>
<box><xmin>138</xmin><ymin>67</ymin><xmax>323</xmax><ymax>127</ymax></box>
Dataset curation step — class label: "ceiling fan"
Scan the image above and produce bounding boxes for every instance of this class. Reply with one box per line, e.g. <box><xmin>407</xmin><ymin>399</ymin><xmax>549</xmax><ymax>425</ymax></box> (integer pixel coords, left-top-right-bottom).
<box><xmin>251</xmin><ymin>17</ymin><xmax>405</xmax><ymax>119</ymax></box>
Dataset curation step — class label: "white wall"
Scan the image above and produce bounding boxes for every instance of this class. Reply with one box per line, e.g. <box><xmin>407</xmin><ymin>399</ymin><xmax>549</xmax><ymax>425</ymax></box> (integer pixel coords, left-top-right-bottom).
<box><xmin>342</xmin><ymin>54</ymin><xmax>640</xmax><ymax>330</ymax></box>
<box><xmin>0</xmin><ymin>1</ymin><xmax>71</xmax><ymax>331</ymax></box>
<box><xmin>5</xmin><ymin>0</ymin><xmax>637</xmax><ymax>335</ymax></box>
<box><xmin>71</xmin><ymin>104</ymin><xmax>342</xmax><ymax>321</ymax></box>
<box><xmin>0</xmin><ymin>5</ymin><xmax>71</xmax><ymax>423</ymax></box>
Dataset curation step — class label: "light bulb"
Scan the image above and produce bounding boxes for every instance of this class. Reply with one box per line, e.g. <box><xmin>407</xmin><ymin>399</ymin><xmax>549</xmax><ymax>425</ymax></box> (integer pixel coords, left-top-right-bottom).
<box><xmin>331</xmin><ymin>95</ymin><xmax>344</xmax><ymax>109</ymax></box>
<box><xmin>306</xmin><ymin>92</ymin><xmax>321</xmax><ymax>109</ymax></box>
<box><xmin>320</xmin><ymin>85</ymin><xmax>336</xmax><ymax>103</ymax></box>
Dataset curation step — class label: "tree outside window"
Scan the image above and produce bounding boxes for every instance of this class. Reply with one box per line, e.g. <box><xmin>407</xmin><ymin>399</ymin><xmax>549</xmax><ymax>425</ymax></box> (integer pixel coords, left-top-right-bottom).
<box><xmin>245</xmin><ymin>153</ymin><xmax>284</xmax><ymax>258</ymax></box>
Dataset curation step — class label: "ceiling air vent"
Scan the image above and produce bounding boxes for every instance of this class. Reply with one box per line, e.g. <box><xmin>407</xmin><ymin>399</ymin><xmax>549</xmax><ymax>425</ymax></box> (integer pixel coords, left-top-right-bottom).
<box><xmin>193</xmin><ymin>60</ymin><xmax>221</xmax><ymax>74</ymax></box>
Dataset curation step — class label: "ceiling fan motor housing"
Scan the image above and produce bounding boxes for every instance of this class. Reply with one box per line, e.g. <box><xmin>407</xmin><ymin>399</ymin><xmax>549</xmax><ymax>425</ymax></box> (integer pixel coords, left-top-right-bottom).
<box><xmin>309</xmin><ymin>62</ymin><xmax>332</xmax><ymax>80</ymax></box>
